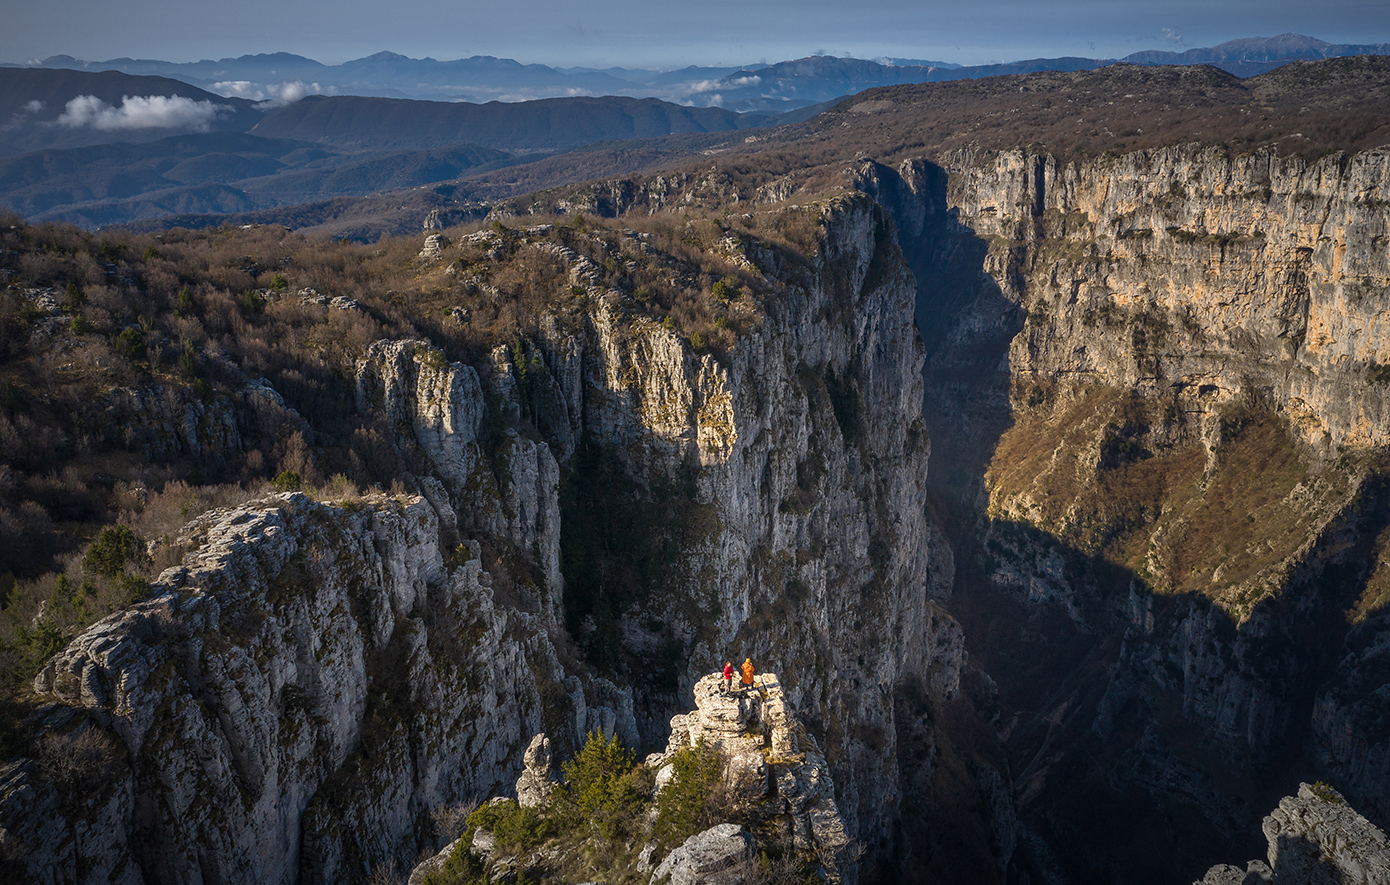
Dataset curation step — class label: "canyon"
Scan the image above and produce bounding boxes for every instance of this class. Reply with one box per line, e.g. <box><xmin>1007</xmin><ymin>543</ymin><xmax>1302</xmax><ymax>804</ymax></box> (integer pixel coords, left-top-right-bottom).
<box><xmin>2</xmin><ymin>60</ymin><xmax>1390</xmax><ymax>885</ymax></box>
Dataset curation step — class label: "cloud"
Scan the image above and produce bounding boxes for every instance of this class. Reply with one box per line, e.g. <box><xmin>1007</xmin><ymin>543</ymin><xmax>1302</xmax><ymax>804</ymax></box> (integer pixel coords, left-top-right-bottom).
<box><xmin>210</xmin><ymin>80</ymin><xmax>257</xmax><ymax>98</ymax></box>
<box><xmin>23</xmin><ymin>100</ymin><xmax>45</xmax><ymax>114</ymax></box>
<box><xmin>210</xmin><ymin>80</ymin><xmax>320</xmax><ymax>107</ymax></box>
<box><xmin>57</xmin><ymin>94</ymin><xmax>226</xmax><ymax>131</ymax></box>
<box><xmin>1161</xmin><ymin>27</ymin><xmax>1184</xmax><ymax>47</ymax></box>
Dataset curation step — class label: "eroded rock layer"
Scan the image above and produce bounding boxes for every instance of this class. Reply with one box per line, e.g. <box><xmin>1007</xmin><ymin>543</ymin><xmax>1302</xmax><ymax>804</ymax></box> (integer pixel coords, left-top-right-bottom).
<box><xmin>856</xmin><ymin>143</ymin><xmax>1390</xmax><ymax>882</ymax></box>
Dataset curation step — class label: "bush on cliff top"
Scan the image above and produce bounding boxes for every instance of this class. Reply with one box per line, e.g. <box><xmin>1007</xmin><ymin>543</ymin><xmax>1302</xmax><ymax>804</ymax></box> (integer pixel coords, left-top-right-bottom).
<box><xmin>653</xmin><ymin>738</ymin><xmax>730</xmax><ymax>853</ymax></box>
<box><xmin>425</xmin><ymin>731</ymin><xmax>656</xmax><ymax>885</ymax></box>
<box><xmin>554</xmin><ymin>729</ymin><xmax>648</xmax><ymax>840</ymax></box>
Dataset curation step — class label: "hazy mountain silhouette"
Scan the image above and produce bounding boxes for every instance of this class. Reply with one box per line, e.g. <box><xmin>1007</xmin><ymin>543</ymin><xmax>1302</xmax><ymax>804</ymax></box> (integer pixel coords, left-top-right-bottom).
<box><xmin>12</xmin><ymin>34</ymin><xmax>1386</xmax><ymax>109</ymax></box>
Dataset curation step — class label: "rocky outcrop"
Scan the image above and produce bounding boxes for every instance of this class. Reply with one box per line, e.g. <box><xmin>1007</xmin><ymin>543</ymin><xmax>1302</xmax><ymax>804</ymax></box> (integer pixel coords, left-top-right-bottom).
<box><xmin>406</xmin><ymin>669</ymin><xmax>855</xmax><ymax>885</ymax></box>
<box><xmin>655</xmin><ymin>673</ymin><xmax>854</xmax><ymax>880</ymax></box>
<box><xmin>651</xmin><ymin>823</ymin><xmax>755</xmax><ymax>885</ymax></box>
<box><xmin>516</xmin><ymin>733</ymin><xmax>559</xmax><ymax>808</ymax></box>
<box><xmin>1197</xmin><ymin>783</ymin><xmax>1390</xmax><ymax>885</ymax></box>
<box><xmin>418</xmin><ymin>233</ymin><xmax>448</xmax><ymax>259</ymax></box>
<box><xmin>5</xmin><ymin>492</ymin><xmax>630</xmax><ymax>884</ymax></box>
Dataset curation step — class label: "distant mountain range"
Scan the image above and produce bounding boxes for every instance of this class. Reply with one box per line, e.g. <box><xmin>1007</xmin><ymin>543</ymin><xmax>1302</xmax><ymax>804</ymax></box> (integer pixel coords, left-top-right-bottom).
<box><xmin>9</xmin><ymin>34</ymin><xmax>1390</xmax><ymax>110</ymax></box>
<box><xmin>0</xmin><ymin>67</ymin><xmax>778</xmax><ymax>227</ymax></box>
<box><xmin>3</xmin><ymin>34</ymin><xmax>1390</xmax><ymax>231</ymax></box>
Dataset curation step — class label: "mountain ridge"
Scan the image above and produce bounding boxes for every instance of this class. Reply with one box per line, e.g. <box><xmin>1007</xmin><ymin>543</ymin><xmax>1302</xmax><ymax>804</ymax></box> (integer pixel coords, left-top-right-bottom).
<box><xmin>10</xmin><ymin>33</ymin><xmax>1388</xmax><ymax>108</ymax></box>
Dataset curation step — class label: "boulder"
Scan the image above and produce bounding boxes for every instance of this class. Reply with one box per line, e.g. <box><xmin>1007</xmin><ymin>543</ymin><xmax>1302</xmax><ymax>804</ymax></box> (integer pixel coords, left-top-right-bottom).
<box><xmin>650</xmin><ymin>823</ymin><xmax>754</xmax><ymax>885</ymax></box>
<box><xmin>406</xmin><ymin>836</ymin><xmax>463</xmax><ymax>885</ymax></box>
<box><xmin>419</xmin><ymin>233</ymin><xmax>448</xmax><ymax>259</ymax></box>
<box><xmin>1195</xmin><ymin>783</ymin><xmax>1389</xmax><ymax>885</ymax></box>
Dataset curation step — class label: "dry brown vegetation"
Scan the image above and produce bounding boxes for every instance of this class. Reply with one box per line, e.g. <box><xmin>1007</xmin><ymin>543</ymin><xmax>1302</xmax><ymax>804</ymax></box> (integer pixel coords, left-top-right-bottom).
<box><xmin>987</xmin><ymin>380</ymin><xmax>1352</xmax><ymax>616</ymax></box>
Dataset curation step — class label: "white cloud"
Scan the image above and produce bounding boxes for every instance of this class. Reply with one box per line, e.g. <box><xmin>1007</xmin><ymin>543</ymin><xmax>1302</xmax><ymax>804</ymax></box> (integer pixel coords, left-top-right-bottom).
<box><xmin>23</xmin><ymin>100</ymin><xmax>45</xmax><ymax>114</ymax></box>
<box><xmin>1161</xmin><ymin>27</ymin><xmax>1184</xmax><ymax>47</ymax></box>
<box><xmin>57</xmin><ymin>94</ymin><xmax>226</xmax><ymax>131</ymax></box>
<box><xmin>210</xmin><ymin>79</ymin><xmax>320</xmax><ymax>107</ymax></box>
<box><xmin>210</xmin><ymin>80</ymin><xmax>258</xmax><ymax>98</ymax></box>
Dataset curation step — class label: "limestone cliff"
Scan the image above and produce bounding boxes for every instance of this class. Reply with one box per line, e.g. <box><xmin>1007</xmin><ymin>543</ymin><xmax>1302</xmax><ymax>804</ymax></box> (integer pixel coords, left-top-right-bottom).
<box><xmin>2</xmin><ymin>197</ymin><xmax>974</xmax><ymax>883</ymax></box>
<box><xmin>851</xmin><ymin>144</ymin><xmax>1390</xmax><ymax>881</ymax></box>
<box><xmin>4</xmin><ymin>492</ymin><xmax>630</xmax><ymax>883</ymax></box>
<box><xmin>353</xmin><ymin>198</ymin><xmax>967</xmax><ymax>875</ymax></box>
<box><xmin>408</xmin><ymin>670</ymin><xmax>856</xmax><ymax>885</ymax></box>
<box><xmin>1197</xmin><ymin>782</ymin><xmax>1390</xmax><ymax>885</ymax></box>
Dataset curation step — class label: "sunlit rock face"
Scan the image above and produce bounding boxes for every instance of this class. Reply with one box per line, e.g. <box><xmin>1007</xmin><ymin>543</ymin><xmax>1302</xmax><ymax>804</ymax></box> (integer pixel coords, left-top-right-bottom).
<box><xmin>853</xmin><ymin>144</ymin><xmax>1390</xmax><ymax>881</ymax></box>
<box><xmin>5</xmin><ymin>197</ymin><xmax>973</xmax><ymax>883</ymax></box>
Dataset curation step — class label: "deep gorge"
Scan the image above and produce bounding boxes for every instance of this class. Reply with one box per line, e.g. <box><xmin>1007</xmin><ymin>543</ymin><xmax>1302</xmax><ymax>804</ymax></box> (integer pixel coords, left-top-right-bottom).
<box><xmin>3</xmin><ymin>108</ymin><xmax>1390</xmax><ymax>884</ymax></box>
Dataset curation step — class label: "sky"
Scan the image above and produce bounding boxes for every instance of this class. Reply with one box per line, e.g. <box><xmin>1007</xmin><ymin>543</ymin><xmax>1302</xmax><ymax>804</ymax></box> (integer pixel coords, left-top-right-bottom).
<box><xmin>6</xmin><ymin>0</ymin><xmax>1390</xmax><ymax>69</ymax></box>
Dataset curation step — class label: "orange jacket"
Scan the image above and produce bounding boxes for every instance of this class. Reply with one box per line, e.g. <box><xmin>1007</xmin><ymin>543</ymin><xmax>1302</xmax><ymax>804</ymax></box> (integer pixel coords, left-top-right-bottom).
<box><xmin>741</xmin><ymin>661</ymin><xmax>755</xmax><ymax>685</ymax></box>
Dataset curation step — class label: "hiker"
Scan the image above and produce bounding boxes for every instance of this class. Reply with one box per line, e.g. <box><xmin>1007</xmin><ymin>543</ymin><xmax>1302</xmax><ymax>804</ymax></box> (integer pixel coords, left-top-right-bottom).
<box><xmin>741</xmin><ymin>657</ymin><xmax>755</xmax><ymax>688</ymax></box>
<box><xmin>722</xmin><ymin>661</ymin><xmax>734</xmax><ymax>694</ymax></box>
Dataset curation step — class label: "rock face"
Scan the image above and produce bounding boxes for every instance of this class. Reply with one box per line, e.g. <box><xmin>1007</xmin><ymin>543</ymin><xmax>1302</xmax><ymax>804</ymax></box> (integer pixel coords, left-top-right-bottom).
<box><xmin>354</xmin><ymin>197</ymin><xmax>970</xmax><ymax>875</ymax></box>
<box><xmin>6</xmin><ymin>492</ymin><xmax>624</xmax><ymax>884</ymax></box>
<box><xmin>4</xmin><ymin>198</ymin><xmax>975</xmax><ymax>883</ymax></box>
<box><xmin>1197</xmin><ymin>783</ymin><xmax>1390</xmax><ymax>885</ymax></box>
<box><xmin>851</xmin><ymin>143</ymin><xmax>1390</xmax><ymax>880</ymax></box>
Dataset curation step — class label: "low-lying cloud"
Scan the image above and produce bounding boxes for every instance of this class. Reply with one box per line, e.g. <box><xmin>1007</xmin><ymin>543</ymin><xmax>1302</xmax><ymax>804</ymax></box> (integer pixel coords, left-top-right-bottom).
<box><xmin>57</xmin><ymin>94</ymin><xmax>226</xmax><ymax>131</ymax></box>
<box><xmin>210</xmin><ymin>80</ymin><xmax>320</xmax><ymax>107</ymax></box>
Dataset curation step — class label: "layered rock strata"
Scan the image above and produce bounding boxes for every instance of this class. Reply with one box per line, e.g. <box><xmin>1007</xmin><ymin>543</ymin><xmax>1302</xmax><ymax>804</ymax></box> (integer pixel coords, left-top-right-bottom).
<box><xmin>851</xmin><ymin>144</ymin><xmax>1390</xmax><ymax>880</ymax></box>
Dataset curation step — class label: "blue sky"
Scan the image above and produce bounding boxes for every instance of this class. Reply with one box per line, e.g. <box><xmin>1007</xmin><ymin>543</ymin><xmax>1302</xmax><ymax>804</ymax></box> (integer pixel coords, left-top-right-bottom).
<box><xmin>7</xmin><ymin>0</ymin><xmax>1390</xmax><ymax>69</ymax></box>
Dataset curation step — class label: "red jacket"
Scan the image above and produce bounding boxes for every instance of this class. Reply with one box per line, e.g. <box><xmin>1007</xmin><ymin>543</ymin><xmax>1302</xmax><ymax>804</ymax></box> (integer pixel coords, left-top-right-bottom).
<box><xmin>723</xmin><ymin>663</ymin><xmax>734</xmax><ymax>680</ymax></box>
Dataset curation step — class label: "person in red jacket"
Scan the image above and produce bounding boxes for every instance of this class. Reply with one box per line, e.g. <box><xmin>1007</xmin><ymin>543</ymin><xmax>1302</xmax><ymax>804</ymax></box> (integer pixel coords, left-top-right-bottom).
<box><xmin>722</xmin><ymin>661</ymin><xmax>734</xmax><ymax>694</ymax></box>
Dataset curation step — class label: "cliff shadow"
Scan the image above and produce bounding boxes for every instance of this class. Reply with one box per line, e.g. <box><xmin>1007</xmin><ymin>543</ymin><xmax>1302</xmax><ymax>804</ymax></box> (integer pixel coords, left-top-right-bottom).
<box><xmin>863</xmin><ymin>158</ymin><xmax>1390</xmax><ymax>885</ymax></box>
<box><xmin>859</xmin><ymin>159</ymin><xmax>1025</xmax><ymax>535</ymax></box>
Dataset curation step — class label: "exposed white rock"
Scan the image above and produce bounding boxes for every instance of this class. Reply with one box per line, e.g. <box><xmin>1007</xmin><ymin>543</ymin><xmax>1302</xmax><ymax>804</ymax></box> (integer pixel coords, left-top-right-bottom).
<box><xmin>419</xmin><ymin>233</ymin><xmax>449</xmax><ymax>259</ymax></box>
<box><xmin>1196</xmin><ymin>783</ymin><xmax>1390</xmax><ymax>885</ymax></box>
<box><xmin>406</xmin><ymin>835</ymin><xmax>464</xmax><ymax>885</ymax></box>
<box><xmin>515</xmin><ymin>733</ymin><xmax>558</xmax><ymax>808</ymax></box>
<box><xmin>650</xmin><ymin>822</ymin><xmax>754</xmax><ymax>885</ymax></box>
<box><xmin>8</xmin><ymin>493</ymin><xmax>617</xmax><ymax>884</ymax></box>
<box><xmin>663</xmin><ymin>673</ymin><xmax>855</xmax><ymax>882</ymax></box>
<box><xmin>355</xmin><ymin>196</ymin><xmax>964</xmax><ymax>869</ymax></box>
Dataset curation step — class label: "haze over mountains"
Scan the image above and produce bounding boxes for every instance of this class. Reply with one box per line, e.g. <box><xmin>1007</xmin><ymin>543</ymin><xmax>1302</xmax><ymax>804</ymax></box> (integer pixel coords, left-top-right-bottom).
<box><xmin>2</xmin><ymin>34</ymin><xmax>1389</xmax><ymax>231</ymax></box>
<box><xmin>10</xmin><ymin>33</ymin><xmax>1390</xmax><ymax>108</ymax></box>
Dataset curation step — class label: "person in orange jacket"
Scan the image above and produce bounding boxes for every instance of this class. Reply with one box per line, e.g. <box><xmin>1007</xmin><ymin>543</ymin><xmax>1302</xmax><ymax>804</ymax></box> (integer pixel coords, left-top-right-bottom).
<box><xmin>741</xmin><ymin>657</ymin><xmax>755</xmax><ymax>688</ymax></box>
<box><xmin>722</xmin><ymin>661</ymin><xmax>734</xmax><ymax>694</ymax></box>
